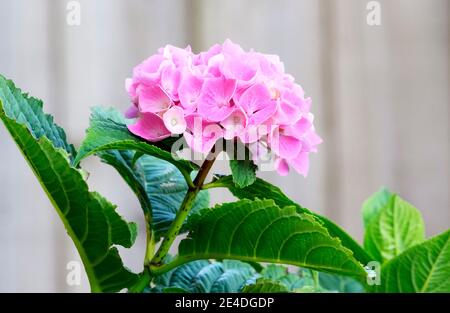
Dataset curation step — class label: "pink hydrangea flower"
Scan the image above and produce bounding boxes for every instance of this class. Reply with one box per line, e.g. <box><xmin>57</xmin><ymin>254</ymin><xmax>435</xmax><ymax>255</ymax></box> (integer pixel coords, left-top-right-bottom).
<box><xmin>125</xmin><ymin>40</ymin><xmax>322</xmax><ymax>176</ymax></box>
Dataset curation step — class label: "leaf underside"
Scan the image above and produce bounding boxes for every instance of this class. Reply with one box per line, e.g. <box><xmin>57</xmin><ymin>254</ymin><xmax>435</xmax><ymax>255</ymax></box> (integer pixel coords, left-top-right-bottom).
<box><xmin>101</xmin><ymin>150</ymin><xmax>209</xmax><ymax>239</ymax></box>
<box><xmin>151</xmin><ymin>260</ymin><xmax>256</xmax><ymax>293</ymax></box>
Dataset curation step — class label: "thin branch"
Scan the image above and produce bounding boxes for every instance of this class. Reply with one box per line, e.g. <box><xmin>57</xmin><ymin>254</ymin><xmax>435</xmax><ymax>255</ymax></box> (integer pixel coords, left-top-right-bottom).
<box><xmin>149</xmin><ymin>148</ymin><xmax>218</xmax><ymax>266</ymax></box>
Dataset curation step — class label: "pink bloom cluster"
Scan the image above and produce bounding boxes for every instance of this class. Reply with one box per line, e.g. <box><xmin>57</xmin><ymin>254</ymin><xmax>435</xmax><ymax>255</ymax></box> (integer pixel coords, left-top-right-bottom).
<box><xmin>125</xmin><ymin>40</ymin><xmax>321</xmax><ymax>176</ymax></box>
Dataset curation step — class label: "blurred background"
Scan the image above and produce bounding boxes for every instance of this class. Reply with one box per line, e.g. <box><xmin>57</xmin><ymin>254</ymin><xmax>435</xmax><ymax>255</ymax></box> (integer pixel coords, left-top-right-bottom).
<box><xmin>0</xmin><ymin>0</ymin><xmax>448</xmax><ymax>292</ymax></box>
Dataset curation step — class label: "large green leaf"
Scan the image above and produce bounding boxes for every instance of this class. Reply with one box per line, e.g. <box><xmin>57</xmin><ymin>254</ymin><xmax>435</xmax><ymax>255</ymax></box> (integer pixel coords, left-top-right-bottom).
<box><xmin>176</xmin><ymin>199</ymin><xmax>367</xmax><ymax>279</ymax></box>
<box><xmin>0</xmin><ymin>76</ymin><xmax>138</xmax><ymax>292</ymax></box>
<box><xmin>210</xmin><ymin>176</ymin><xmax>372</xmax><ymax>265</ymax></box>
<box><xmin>99</xmin><ymin>151</ymin><xmax>209</xmax><ymax>239</ymax></box>
<box><xmin>73</xmin><ymin>106</ymin><xmax>196</xmax><ymax>177</ymax></box>
<box><xmin>364</xmin><ymin>195</ymin><xmax>425</xmax><ymax>263</ymax></box>
<box><xmin>362</xmin><ymin>187</ymin><xmax>393</xmax><ymax>228</ymax></box>
<box><xmin>375</xmin><ymin>229</ymin><xmax>450</xmax><ymax>292</ymax></box>
<box><xmin>151</xmin><ymin>260</ymin><xmax>256</xmax><ymax>293</ymax></box>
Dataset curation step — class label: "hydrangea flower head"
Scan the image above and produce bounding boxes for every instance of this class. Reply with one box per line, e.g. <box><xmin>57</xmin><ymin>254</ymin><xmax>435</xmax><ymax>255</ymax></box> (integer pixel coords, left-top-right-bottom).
<box><xmin>125</xmin><ymin>40</ymin><xmax>322</xmax><ymax>176</ymax></box>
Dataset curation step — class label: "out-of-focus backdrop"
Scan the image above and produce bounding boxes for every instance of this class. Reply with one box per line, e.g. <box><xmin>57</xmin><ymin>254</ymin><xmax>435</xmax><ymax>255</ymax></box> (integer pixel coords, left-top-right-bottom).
<box><xmin>0</xmin><ymin>0</ymin><xmax>448</xmax><ymax>292</ymax></box>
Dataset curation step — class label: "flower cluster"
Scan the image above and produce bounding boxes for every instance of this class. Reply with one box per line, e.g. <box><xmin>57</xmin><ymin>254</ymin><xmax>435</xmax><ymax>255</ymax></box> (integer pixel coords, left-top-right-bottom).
<box><xmin>125</xmin><ymin>40</ymin><xmax>321</xmax><ymax>176</ymax></box>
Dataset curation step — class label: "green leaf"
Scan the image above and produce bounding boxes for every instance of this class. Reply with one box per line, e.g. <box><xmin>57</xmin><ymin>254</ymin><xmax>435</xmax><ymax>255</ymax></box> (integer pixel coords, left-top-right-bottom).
<box><xmin>229</xmin><ymin>159</ymin><xmax>257</xmax><ymax>188</ymax></box>
<box><xmin>228</xmin><ymin>145</ymin><xmax>257</xmax><ymax>189</ymax></box>
<box><xmin>0</xmin><ymin>76</ymin><xmax>138</xmax><ymax>292</ymax></box>
<box><xmin>177</xmin><ymin>199</ymin><xmax>367</xmax><ymax>279</ymax></box>
<box><xmin>162</xmin><ymin>287</ymin><xmax>189</xmax><ymax>293</ymax></box>
<box><xmin>0</xmin><ymin>75</ymin><xmax>76</xmax><ymax>159</ymax></box>
<box><xmin>259</xmin><ymin>265</ymin><xmax>318</xmax><ymax>291</ymax></box>
<box><xmin>100</xmin><ymin>151</ymin><xmax>209</xmax><ymax>239</ymax></box>
<box><xmin>242</xmin><ymin>279</ymin><xmax>289</xmax><ymax>293</ymax></box>
<box><xmin>318</xmin><ymin>272</ymin><xmax>364</xmax><ymax>293</ymax></box>
<box><xmin>211</xmin><ymin>176</ymin><xmax>372</xmax><ymax>265</ymax></box>
<box><xmin>257</xmin><ymin>265</ymin><xmax>363</xmax><ymax>293</ymax></box>
<box><xmin>74</xmin><ymin>106</ymin><xmax>196</xmax><ymax>177</ymax></box>
<box><xmin>152</xmin><ymin>260</ymin><xmax>256</xmax><ymax>293</ymax></box>
<box><xmin>376</xmin><ymin>229</ymin><xmax>450</xmax><ymax>292</ymax></box>
<box><xmin>364</xmin><ymin>195</ymin><xmax>425</xmax><ymax>263</ymax></box>
<box><xmin>227</xmin><ymin>140</ymin><xmax>257</xmax><ymax>188</ymax></box>
<box><xmin>362</xmin><ymin>187</ymin><xmax>393</xmax><ymax>227</ymax></box>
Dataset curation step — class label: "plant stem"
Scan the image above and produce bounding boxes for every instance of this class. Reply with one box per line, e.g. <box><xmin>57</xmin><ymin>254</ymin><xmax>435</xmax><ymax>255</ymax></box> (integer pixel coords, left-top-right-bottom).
<box><xmin>201</xmin><ymin>180</ymin><xmax>227</xmax><ymax>190</ymax></box>
<box><xmin>311</xmin><ymin>269</ymin><xmax>320</xmax><ymax>290</ymax></box>
<box><xmin>144</xmin><ymin>211</ymin><xmax>155</xmax><ymax>266</ymax></box>
<box><xmin>128</xmin><ymin>268</ymin><xmax>152</xmax><ymax>293</ymax></box>
<box><xmin>150</xmin><ymin>149</ymin><xmax>217</xmax><ymax>266</ymax></box>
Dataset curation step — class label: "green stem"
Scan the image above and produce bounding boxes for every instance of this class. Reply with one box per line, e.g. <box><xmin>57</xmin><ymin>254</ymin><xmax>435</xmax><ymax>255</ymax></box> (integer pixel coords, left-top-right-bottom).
<box><xmin>201</xmin><ymin>181</ymin><xmax>227</xmax><ymax>190</ymax></box>
<box><xmin>144</xmin><ymin>211</ymin><xmax>155</xmax><ymax>266</ymax></box>
<box><xmin>311</xmin><ymin>269</ymin><xmax>320</xmax><ymax>290</ymax></box>
<box><xmin>181</xmin><ymin>169</ymin><xmax>195</xmax><ymax>189</ymax></box>
<box><xmin>150</xmin><ymin>149</ymin><xmax>217</xmax><ymax>265</ymax></box>
<box><xmin>148</xmin><ymin>256</ymin><xmax>193</xmax><ymax>276</ymax></box>
<box><xmin>128</xmin><ymin>268</ymin><xmax>152</xmax><ymax>293</ymax></box>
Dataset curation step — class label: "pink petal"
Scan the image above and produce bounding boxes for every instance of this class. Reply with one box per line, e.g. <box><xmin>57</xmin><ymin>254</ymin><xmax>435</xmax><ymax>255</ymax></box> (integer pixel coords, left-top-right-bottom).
<box><xmin>206</xmin><ymin>53</ymin><xmax>225</xmax><ymax>77</ymax></box>
<box><xmin>288</xmin><ymin>151</ymin><xmax>310</xmax><ymax>177</ymax></box>
<box><xmin>302</xmin><ymin>131</ymin><xmax>323</xmax><ymax>153</ymax></box>
<box><xmin>197</xmin><ymin>76</ymin><xmax>237</xmax><ymax>122</ymax></box>
<box><xmin>138</xmin><ymin>54</ymin><xmax>165</xmax><ymax>73</ymax></box>
<box><xmin>275</xmin><ymin>158</ymin><xmax>290</xmax><ymax>176</ymax></box>
<box><xmin>178</xmin><ymin>72</ymin><xmax>203</xmax><ymax>113</ymax></box>
<box><xmin>222</xmin><ymin>39</ymin><xmax>246</xmax><ymax>55</ymax></box>
<box><xmin>308</xmin><ymin>130</ymin><xmax>323</xmax><ymax>146</ymax></box>
<box><xmin>125</xmin><ymin>105</ymin><xmax>139</xmax><ymax>119</ymax></box>
<box><xmin>125</xmin><ymin>79</ymin><xmax>140</xmax><ymax>104</ymax></box>
<box><xmin>281</xmin><ymin>87</ymin><xmax>311</xmax><ymax>112</ymax></box>
<box><xmin>160</xmin><ymin>63</ymin><xmax>181</xmax><ymax>101</ymax></box>
<box><xmin>196</xmin><ymin>44</ymin><xmax>222</xmax><ymax>65</ymax></box>
<box><xmin>161</xmin><ymin>44</ymin><xmax>192</xmax><ymax>67</ymax></box>
<box><xmin>238</xmin><ymin>83</ymin><xmax>277</xmax><ymax>125</ymax></box>
<box><xmin>220</xmin><ymin>108</ymin><xmax>247</xmax><ymax>140</ymax></box>
<box><xmin>239</xmin><ymin>123</ymin><xmax>271</xmax><ymax>144</ymax></box>
<box><xmin>163</xmin><ymin>106</ymin><xmax>187</xmax><ymax>134</ymax></box>
<box><xmin>137</xmin><ymin>84</ymin><xmax>172</xmax><ymax>114</ymax></box>
<box><xmin>133</xmin><ymin>54</ymin><xmax>165</xmax><ymax>85</ymax></box>
<box><xmin>272</xmin><ymin>99</ymin><xmax>302</xmax><ymax>125</ymax></box>
<box><xmin>257</xmin><ymin>53</ymin><xmax>285</xmax><ymax>78</ymax></box>
<box><xmin>222</xmin><ymin>54</ymin><xmax>259</xmax><ymax>87</ymax></box>
<box><xmin>283</xmin><ymin>116</ymin><xmax>312</xmax><ymax>138</ymax></box>
<box><xmin>269</xmin><ymin>127</ymin><xmax>302</xmax><ymax>159</ymax></box>
<box><xmin>183</xmin><ymin>117</ymin><xmax>223</xmax><ymax>153</ymax></box>
<box><xmin>128</xmin><ymin>112</ymin><xmax>171</xmax><ymax>142</ymax></box>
